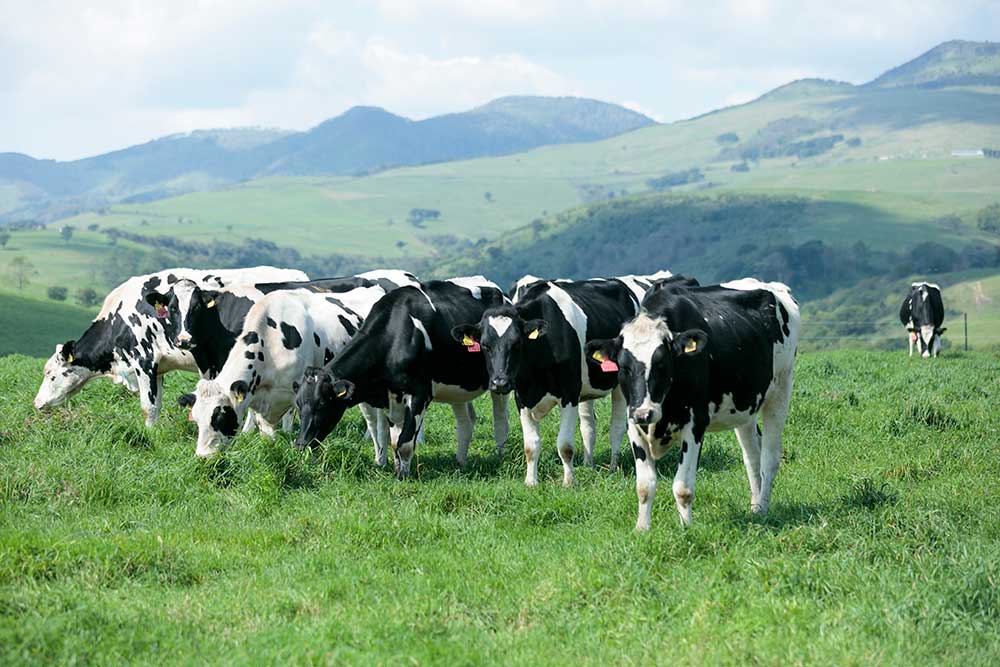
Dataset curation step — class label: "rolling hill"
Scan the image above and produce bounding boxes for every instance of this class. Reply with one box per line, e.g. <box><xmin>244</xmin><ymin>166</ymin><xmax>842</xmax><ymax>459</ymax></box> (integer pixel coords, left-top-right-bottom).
<box><xmin>0</xmin><ymin>96</ymin><xmax>654</xmax><ymax>221</ymax></box>
<box><xmin>2</xmin><ymin>40</ymin><xmax>1000</xmax><ymax>356</ymax></box>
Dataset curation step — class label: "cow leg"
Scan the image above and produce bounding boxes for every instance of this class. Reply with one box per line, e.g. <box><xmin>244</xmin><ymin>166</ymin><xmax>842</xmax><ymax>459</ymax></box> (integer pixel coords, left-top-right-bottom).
<box><xmin>629</xmin><ymin>424</ymin><xmax>657</xmax><ymax>531</ymax></box>
<box><xmin>468</xmin><ymin>401</ymin><xmax>477</xmax><ymax>426</ymax></box>
<box><xmin>359</xmin><ymin>403</ymin><xmax>383</xmax><ymax>464</ymax></box>
<box><xmin>608</xmin><ymin>387</ymin><xmax>628</xmax><ymax>472</ymax></box>
<box><xmin>519</xmin><ymin>407</ymin><xmax>544</xmax><ymax>487</ymax></box>
<box><xmin>578</xmin><ymin>400</ymin><xmax>597</xmax><ymax>466</ymax></box>
<box><xmin>758</xmin><ymin>372</ymin><xmax>793</xmax><ymax>515</ymax></box>
<box><xmin>452</xmin><ymin>402</ymin><xmax>475</xmax><ymax>468</ymax></box>
<box><xmin>671</xmin><ymin>424</ymin><xmax>701</xmax><ymax>525</ymax></box>
<box><xmin>376</xmin><ymin>409</ymin><xmax>389</xmax><ymax>467</ymax></box>
<box><xmin>556</xmin><ymin>402</ymin><xmax>579</xmax><ymax>487</ymax></box>
<box><xmin>490</xmin><ymin>392</ymin><xmax>510</xmax><ymax>458</ymax></box>
<box><xmin>734</xmin><ymin>422</ymin><xmax>763</xmax><ymax>512</ymax></box>
<box><xmin>241</xmin><ymin>410</ymin><xmax>258</xmax><ymax>434</ymax></box>
<box><xmin>908</xmin><ymin>334</ymin><xmax>914</xmax><ymax>357</ymax></box>
<box><xmin>389</xmin><ymin>394</ymin><xmax>428</xmax><ymax>479</ymax></box>
<box><xmin>135</xmin><ymin>366</ymin><xmax>160</xmax><ymax>428</ymax></box>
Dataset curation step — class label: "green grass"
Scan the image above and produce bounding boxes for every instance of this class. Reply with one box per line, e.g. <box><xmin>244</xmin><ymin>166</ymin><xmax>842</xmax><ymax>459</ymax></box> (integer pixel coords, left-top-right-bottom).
<box><xmin>0</xmin><ymin>292</ymin><xmax>96</xmax><ymax>357</ymax></box>
<box><xmin>1</xmin><ymin>350</ymin><xmax>998</xmax><ymax>665</ymax></box>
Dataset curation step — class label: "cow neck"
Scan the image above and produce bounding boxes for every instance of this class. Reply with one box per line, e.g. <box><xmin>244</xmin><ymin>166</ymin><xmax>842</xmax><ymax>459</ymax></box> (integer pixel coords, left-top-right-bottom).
<box><xmin>192</xmin><ymin>293</ymin><xmax>243</xmax><ymax>377</ymax></box>
<box><xmin>330</xmin><ymin>329</ymin><xmax>381</xmax><ymax>392</ymax></box>
<box><xmin>73</xmin><ymin>311</ymin><xmax>119</xmax><ymax>373</ymax></box>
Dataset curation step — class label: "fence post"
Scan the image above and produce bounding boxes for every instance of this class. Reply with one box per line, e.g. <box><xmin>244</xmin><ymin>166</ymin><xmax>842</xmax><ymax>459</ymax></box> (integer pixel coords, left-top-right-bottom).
<box><xmin>964</xmin><ymin>312</ymin><xmax>968</xmax><ymax>351</ymax></box>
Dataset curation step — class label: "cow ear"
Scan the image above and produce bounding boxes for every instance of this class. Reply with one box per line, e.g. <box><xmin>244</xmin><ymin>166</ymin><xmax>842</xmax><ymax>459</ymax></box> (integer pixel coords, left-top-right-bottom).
<box><xmin>330</xmin><ymin>379</ymin><xmax>355</xmax><ymax>400</ymax></box>
<box><xmin>144</xmin><ymin>291</ymin><xmax>168</xmax><ymax>308</ymax></box>
<box><xmin>451</xmin><ymin>324</ymin><xmax>481</xmax><ymax>345</ymax></box>
<box><xmin>585</xmin><ymin>337</ymin><xmax>621</xmax><ymax>364</ymax></box>
<box><xmin>292</xmin><ymin>381</ymin><xmax>300</xmax><ymax>394</ymax></box>
<box><xmin>60</xmin><ymin>340</ymin><xmax>76</xmax><ymax>363</ymax></box>
<box><xmin>230</xmin><ymin>380</ymin><xmax>250</xmax><ymax>403</ymax></box>
<box><xmin>177</xmin><ymin>393</ymin><xmax>197</xmax><ymax>408</ymax></box>
<box><xmin>672</xmin><ymin>329</ymin><xmax>708</xmax><ymax>356</ymax></box>
<box><xmin>200</xmin><ymin>290</ymin><xmax>219</xmax><ymax>309</ymax></box>
<box><xmin>937</xmin><ymin>327</ymin><xmax>947</xmax><ymax>334</ymax></box>
<box><xmin>523</xmin><ymin>319</ymin><xmax>547</xmax><ymax>341</ymax></box>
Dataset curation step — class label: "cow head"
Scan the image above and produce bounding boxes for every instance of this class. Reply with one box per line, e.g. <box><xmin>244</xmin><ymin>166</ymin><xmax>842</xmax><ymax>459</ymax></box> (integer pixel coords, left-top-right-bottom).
<box><xmin>451</xmin><ymin>306</ymin><xmax>547</xmax><ymax>395</ymax></box>
<box><xmin>34</xmin><ymin>341</ymin><xmax>97</xmax><ymax>409</ymax></box>
<box><xmin>586</xmin><ymin>314</ymin><xmax>707</xmax><ymax>426</ymax></box>
<box><xmin>185</xmin><ymin>378</ymin><xmax>249</xmax><ymax>457</ymax></box>
<box><xmin>144</xmin><ymin>279</ymin><xmax>220</xmax><ymax>350</ymax></box>
<box><xmin>293</xmin><ymin>367</ymin><xmax>355</xmax><ymax>449</ymax></box>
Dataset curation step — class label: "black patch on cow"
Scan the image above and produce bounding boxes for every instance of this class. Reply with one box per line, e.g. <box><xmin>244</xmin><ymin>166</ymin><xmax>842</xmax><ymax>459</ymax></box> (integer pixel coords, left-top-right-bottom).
<box><xmin>247</xmin><ymin>364</ymin><xmax>254</xmax><ymax>369</ymax></box>
<box><xmin>324</xmin><ymin>296</ymin><xmax>360</xmax><ymax>319</ymax></box>
<box><xmin>338</xmin><ymin>314</ymin><xmax>357</xmax><ymax>337</ymax></box>
<box><xmin>313</xmin><ymin>332</ymin><xmax>321</xmax><ymax>347</ymax></box>
<box><xmin>167</xmin><ymin>273</ymin><xmax>179</xmax><ymax>284</ymax></box>
<box><xmin>244</xmin><ymin>351</ymin><xmax>256</xmax><ymax>359</ymax></box>
<box><xmin>280</xmin><ymin>322</ymin><xmax>302</xmax><ymax>350</ymax></box>
<box><xmin>210</xmin><ymin>405</ymin><xmax>238</xmax><ymax>437</ymax></box>
<box><xmin>324</xmin><ymin>348</ymin><xmax>335</xmax><ymax>364</ymax></box>
<box><xmin>632</xmin><ymin>442</ymin><xmax>646</xmax><ymax>461</ymax></box>
<box><xmin>258</xmin><ymin>351</ymin><xmax>264</xmax><ymax>361</ymax></box>
<box><xmin>141</xmin><ymin>276</ymin><xmax>162</xmax><ymax>294</ymax></box>
<box><xmin>242</xmin><ymin>331</ymin><xmax>259</xmax><ymax>345</ymax></box>
<box><xmin>128</xmin><ymin>313</ymin><xmax>142</xmax><ymax>328</ymax></box>
<box><xmin>266</xmin><ymin>317</ymin><xmax>277</xmax><ymax>329</ymax></box>
<box><xmin>778</xmin><ymin>302</ymin><xmax>791</xmax><ymax>337</ymax></box>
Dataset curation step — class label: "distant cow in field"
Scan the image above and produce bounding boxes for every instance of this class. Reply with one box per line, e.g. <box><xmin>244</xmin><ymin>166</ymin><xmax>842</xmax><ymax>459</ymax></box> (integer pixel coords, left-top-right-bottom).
<box><xmin>293</xmin><ymin>277</ymin><xmax>511</xmax><ymax>477</ymax></box>
<box><xmin>33</xmin><ymin>266</ymin><xmax>308</xmax><ymax>426</ymax></box>
<box><xmin>180</xmin><ymin>284</ymin><xmax>386</xmax><ymax>458</ymax></box>
<box><xmin>899</xmin><ymin>282</ymin><xmax>946</xmax><ymax>358</ymax></box>
<box><xmin>585</xmin><ymin>278</ymin><xmax>800</xmax><ymax>530</ymax></box>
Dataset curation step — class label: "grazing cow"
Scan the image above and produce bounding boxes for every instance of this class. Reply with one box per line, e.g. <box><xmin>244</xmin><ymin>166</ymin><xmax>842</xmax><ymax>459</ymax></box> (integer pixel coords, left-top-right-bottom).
<box><xmin>585</xmin><ymin>278</ymin><xmax>800</xmax><ymax>530</ymax></box>
<box><xmin>181</xmin><ymin>285</ymin><xmax>386</xmax><ymax>458</ymax></box>
<box><xmin>33</xmin><ymin>267</ymin><xmax>307</xmax><ymax>426</ymax></box>
<box><xmin>142</xmin><ymin>270</ymin><xmax>419</xmax><ymax>379</ymax></box>
<box><xmin>899</xmin><ymin>282</ymin><xmax>946</xmax><ymax>358</ymax></box>
<box><xmin>293</xmin><ymin>277</ymin><xmax>511</xmax><ymax>477</ymax></box>
<box><xmin>453</xmin><ymin>278</ymin><xmax>642</xmax><ymax>487</ymax></box>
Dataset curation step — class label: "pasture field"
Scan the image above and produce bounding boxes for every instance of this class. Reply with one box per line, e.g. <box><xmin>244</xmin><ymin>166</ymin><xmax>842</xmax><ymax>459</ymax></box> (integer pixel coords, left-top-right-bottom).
<box><xmin>1</xmin><ymin>350</ymin><xmax>998</xmax><ymax>665</ymax></box>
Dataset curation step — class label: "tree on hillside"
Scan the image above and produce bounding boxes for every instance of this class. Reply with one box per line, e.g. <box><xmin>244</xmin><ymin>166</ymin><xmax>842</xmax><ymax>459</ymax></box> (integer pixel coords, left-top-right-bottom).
<box><xmin>47</xmin><ymin>286</ymin><xmax>68</xmax><ymax>301</ymax></box>
<box><xmin>6</xmin><ymin>256</ymin><xmax>36</xmax><ymax>290</ymax></box>
<box><xmin>0</xmin><ymin>231</ymin><xmax>10</xmax><ymax>249</ymax></box>
<box><xmin>74</xmin><ymin>287</ymin><xmax>99</xmax><ymax>307</ymax></box>
<box><xmin>977</xmin><ymin>203</ymin><xmax>1000</xmax><ymax>234</ymax></box>
<box><xmin>60</xmin><ymin>226</ymin><xmax>75</xmax><ymax>244</ymax></box>
<box><xmin>407</xmin><ymin>208</ymin><xmax>441</xmax><ymax>228</ymax></box>
<box><xmin>484</xmin><ymin>192</ymin><xmax>493</xmax><ymax>204</ymax></box>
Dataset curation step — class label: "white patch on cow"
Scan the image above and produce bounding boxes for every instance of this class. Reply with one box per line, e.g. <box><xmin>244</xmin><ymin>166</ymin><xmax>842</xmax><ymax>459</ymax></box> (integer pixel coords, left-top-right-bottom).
<box><xmin>431</xmin><ymin>382</ymin><xmax>483</xmax><ymax>404</ymax></box>
<box><xmin>512</xmin><ymin>274</ymin><xmax>546</xmax><ymax>303</ymax></box>
<box><xmin>621</xmin><ymin>313</ymin><xmax>673</xmax><ymax>383</ymax></box>
<box><xmin>617</xmin><ymin>270</ymin><xmax>673</xmax><ymax>302</ymax></box>
<box><xmin>448</xmin><ymin>275</ymin><xmax>493</xmax><ymax>300</ymax></box>
<box><xmin>488</xmin><ymin>315</ymin><xmax>513</xmax><ymax>337</ymax></box>
<box><xmin>912</xmin><ymin>281</ymin><xmax>941</xmax><ymax>290</ymax></box>
<box><xmin>708</xmin><ymin>392</ymin><xmax>759</xmax><ymax>429</ymax></box>
<box><xmin>545</xmin><ymin>283</ymin><xmax>588</xmax><ymax>350</ymax></box>
<box><xmin>411</xmin><ymin>316</ymin><xmax>432</xmax><ymax>350</ymax></box>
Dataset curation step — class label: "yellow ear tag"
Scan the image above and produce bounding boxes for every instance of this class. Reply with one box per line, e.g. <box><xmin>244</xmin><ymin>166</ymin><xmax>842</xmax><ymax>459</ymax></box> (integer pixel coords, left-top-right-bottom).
<box><xmin>336</xmin><ymin>388</ymin><xmax>348</xmax><ymax>398</ymax></box>
<box><xmin>235</xmin><ymin>392</ymin><xmax>245</xmax><ymax>403</ymax></box>
<box><xmin>462</xmin><ymin>335</ymin><xmax>475</xmax><ymax>347</ymax></box>
<box><xmin>206</xmin><ymin>299</ymin><xmax>216</xmax><ymax>309</ymax></box>
<box><xmin>591</xmin><ymin>350</ymin><xmax>605</xmax><ymax>362</ymax></box>
<box><xmin>528</xmin><ymin>329</ymin><xmax>540</xmax><ymax>340</ymax></box>
<box><xmin>684</xmin><ymin>339</ymin><xmax>698</xmax><ymax>353</ymax></box>
<box><xmin>67</xmin><ymin>354</ymin><xmax>74</xmax><ymax>363</ymax></box>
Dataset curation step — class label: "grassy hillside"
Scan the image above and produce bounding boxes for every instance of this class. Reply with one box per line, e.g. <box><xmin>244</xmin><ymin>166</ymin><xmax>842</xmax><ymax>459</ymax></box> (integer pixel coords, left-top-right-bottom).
<box><xmin>1</xmin><ymin>350</ymin><xmax>998</xmax><ymax>664</ymax></box>
<box><xmin>0</xmin><ymin>292</ymin><xmax>97</xmax><ymax>357</ymax></box>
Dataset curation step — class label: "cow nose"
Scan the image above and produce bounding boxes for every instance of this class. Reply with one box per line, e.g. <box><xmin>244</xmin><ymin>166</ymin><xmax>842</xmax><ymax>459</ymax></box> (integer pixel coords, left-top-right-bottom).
<box><xmin>176</xmin><ymin>334</ymin><xmax>193</xmax><ymax>349</ymax></box>
<box><xmin>490</xmin><ymin>377</ymin><xmax>512</xmax><ymax>394</ymax></box>
<box><xmin>633</xmin><ymin>407</ymin><xmax>653</xmax><ymax>425</ymax></box>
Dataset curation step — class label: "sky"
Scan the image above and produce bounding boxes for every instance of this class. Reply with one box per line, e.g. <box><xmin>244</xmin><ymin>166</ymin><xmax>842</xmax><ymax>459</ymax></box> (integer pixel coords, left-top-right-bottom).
<box><xmin>2</xmin><ymin>0</ymin><xmax>998</xmax><ymax>160</ymax></box>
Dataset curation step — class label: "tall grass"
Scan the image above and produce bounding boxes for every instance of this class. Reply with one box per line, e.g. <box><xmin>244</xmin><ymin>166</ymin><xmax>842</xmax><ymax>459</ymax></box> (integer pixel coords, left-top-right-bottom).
<box><xmin>1</xmin><ymin>350</ymin><xmax>998</xmax><ymax>665</ymax></box>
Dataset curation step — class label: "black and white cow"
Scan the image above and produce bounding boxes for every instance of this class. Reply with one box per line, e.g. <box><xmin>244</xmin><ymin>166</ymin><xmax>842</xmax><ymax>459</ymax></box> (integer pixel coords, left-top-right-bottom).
<box><xmin>899</xmin><ymin>282</ymin><xmax>946</xmax><ymax>358</ymax></box>
<box><xmin>503</xmin><ymin>271</ymin><xmax>690</xmax><ymax>474</ymax></box>
<box><xmin>142</xmin><ymin>270</ymin><xmax>419</xmax><ymax>379</ymax></box>
<box><xmin>585</xmin><ymin>278</ymin><xmax>799</xmax><ymax>530</ymax></box>
<box><xmin>293</xmin><ymin>277</ymin><xmax>511</xmax><ymax>477</ymax></box>
<box><xmin>453</xmin><ymin>278</ymin><xmax>642</xmax><ymax>487</ymax></box>
<box><xmin>33</xmin><ymin>266</ymin><xmax>307</xmax><ymax>426</ymax></box>
<box><xmin>182</xmin><ymin>284</ymin><xmax>386</xmax><ymax>458</ymax></box>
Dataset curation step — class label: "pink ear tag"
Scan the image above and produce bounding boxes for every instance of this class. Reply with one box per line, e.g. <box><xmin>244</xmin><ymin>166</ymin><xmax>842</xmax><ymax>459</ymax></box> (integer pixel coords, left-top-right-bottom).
<box><xmin>155</xmin><ymin>304</ymin><xmax>168</xmax><ymax>320</ymax></box>
<box><xmin>187</xmin><ymin>409</ymin><xmax>194</xmax><ymax>421</ymax></box>
<box><xmin>910</xmin><ymin>332</ymin><xmax>917</xmax><ymax>342</ymax></box>
<box><xmin>600</xmin><ymin>359</ymin><xmax>619</xmax><ymax>372</ymax></box>
<box><xmin>467</xmin><ymin>341</ymin><xmax>481</xmax><ymax>353</ymax></box>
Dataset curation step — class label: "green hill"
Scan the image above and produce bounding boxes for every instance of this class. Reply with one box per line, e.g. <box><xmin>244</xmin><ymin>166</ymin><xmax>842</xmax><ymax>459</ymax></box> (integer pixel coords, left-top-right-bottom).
<box><xmin>869</xmin><ymin>40</ymin><xmax>1000</xmax><ymax>89</ymax></box>
<box><xmin>0</xmin><ymin>291</ymin><xmax>97</xmax><ymax>357</ymax></box>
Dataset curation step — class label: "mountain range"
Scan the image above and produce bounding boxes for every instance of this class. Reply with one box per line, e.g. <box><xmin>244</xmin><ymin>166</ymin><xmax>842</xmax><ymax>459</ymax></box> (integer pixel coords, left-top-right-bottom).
<box><xmin>0</xmin><ymin>97</ymin><xmax>655</xmax><ymax>220</ymax></box>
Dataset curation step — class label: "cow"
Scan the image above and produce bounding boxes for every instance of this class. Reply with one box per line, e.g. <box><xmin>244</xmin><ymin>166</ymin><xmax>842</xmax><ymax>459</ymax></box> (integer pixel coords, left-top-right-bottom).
<box><xmin>453</xmin><ymin>278</ymin><xmax>643</xmax><ymax>487</ymax></box>
<box><xmin>142</xmin><ymin>270</ymin><xmax>419</xmax><ymax>379</ymax></box>
<box><xmin>899</xmin><ymin>282</ymin><xmax>946</xmax><ymax>358</ymax></box>
<box><xmin>585</xmin><ymin>278</ymin><xmax>800</xmax><ymax>530</ymax></box>
<box><xmin>33</xmin><ymin>267</ymin><xmax>307</xmax><ymax>426</ymax></box>
<box><xmin>181</xmin><ymin>284</ymin><xmax>387</xmax><ymax>458</ymax></box>
<box><xmin>293</xmin><ymin>277</ymin><xmax>511</xmax><ymax>478</ymax></box>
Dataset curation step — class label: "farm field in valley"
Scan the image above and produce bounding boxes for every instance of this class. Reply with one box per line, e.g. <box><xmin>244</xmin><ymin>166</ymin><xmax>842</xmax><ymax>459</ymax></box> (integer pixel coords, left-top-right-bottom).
<box><xmin>1</xmin><ymin>350</ymin><xmax>997</xmax><ymax>665</ymax></box>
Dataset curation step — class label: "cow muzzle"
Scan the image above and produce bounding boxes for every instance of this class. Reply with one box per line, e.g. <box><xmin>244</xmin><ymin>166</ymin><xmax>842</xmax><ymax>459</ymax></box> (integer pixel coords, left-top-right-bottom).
<box><xmin>175</xmin><ymin>333</ymin><xmax>194</xmax><ymax>350</ymax></box>
<box><xmin>631</xmin><ymin>404</ymin><xmax>661</xmax><ymax>426</ymax></box>
<box><xmin>489</xmin><ymin>376</ymin><xmax>514</xmax><ymax>394</ymax></box>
